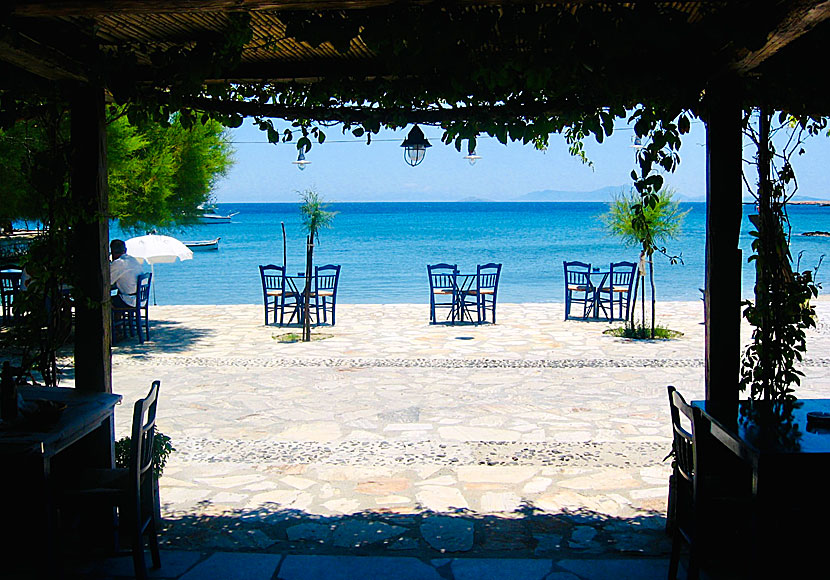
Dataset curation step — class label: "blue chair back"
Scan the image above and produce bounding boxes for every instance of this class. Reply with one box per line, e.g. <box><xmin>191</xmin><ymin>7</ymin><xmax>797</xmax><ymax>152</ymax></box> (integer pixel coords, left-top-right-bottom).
<box><xmin>564</xmin><ymin>261</ymin><xmax>591</xmax><ymax>287</ymax></box>
<box><xmin>428</xmin><ymin>263</ymin><xmax>458</xmax><ymax>292</ymax></box>
<box><xmin>609</xmin><ymin>261</ymin><xmax>637</xmax><ymax>290</ymax></box>
<box><xmin>136</xmin><ymin>272</ymin><xmax>152</xmax><ymax>309</ymax></box>
<box><xmin>315</xmin><ymin>264</ymin><xmax>340</xmax><ymax>296</ymax></box>
<box><xmin>259</xmin><ymin>264</ymin><xmax>286</xmax><ymax>295</ymax></box>
<box><xmin>477</xmin><ymin>263</ymin><xmax>501</xmax><ymax>294</ymax></box>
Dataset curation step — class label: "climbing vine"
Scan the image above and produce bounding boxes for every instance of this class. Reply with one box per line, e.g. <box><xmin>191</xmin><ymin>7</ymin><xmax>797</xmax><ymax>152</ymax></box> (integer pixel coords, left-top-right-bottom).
<box><xmin>739</xmin><ymin>110</ymin><xmax>825</xmax><ymax>426</ymax></box>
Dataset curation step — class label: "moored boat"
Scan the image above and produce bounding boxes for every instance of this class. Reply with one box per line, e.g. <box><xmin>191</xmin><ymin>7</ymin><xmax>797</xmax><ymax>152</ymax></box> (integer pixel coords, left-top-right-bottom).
<box><xmin>184</xmin><ymin>237</ymin><xmax>220</xmax><ymax>251</ymax></box>
<box><xmin>197</xmin><ymin>212</ymin><xmax>238</xmax><ymax>224</ymax></box>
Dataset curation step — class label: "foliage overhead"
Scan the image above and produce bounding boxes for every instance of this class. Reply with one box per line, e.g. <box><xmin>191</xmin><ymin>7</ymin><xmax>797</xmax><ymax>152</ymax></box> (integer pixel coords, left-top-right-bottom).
<box><xmin>0</xmin><ymin>106</ymin><xmax>234</xmax><ymax>231</ymax></box>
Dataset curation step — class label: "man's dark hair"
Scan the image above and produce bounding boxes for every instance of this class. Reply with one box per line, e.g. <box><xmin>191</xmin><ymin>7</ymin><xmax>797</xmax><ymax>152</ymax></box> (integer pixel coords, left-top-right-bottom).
<box><xmin>110</xmin><ymin>239</ymin><xmax>127</xmax><ymax>255</ymax></box>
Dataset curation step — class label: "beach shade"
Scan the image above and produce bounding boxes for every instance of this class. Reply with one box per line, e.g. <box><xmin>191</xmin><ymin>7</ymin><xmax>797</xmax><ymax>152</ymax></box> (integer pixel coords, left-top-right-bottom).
<box><xmin>125</xmin><ymin>234</ymin><xmax>193</xmax><ymax>264</ymax></box>
<box><xmin>125</xmin><ymin>234</ymin><xmax>193</xmax><ymax>304</ymax></box>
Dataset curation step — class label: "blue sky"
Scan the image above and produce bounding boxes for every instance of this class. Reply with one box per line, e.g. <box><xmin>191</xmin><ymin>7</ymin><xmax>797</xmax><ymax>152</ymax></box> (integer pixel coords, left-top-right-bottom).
<box><xmin>213</xmin><ymin>117</ymin><xmax>830</xmax><ymax>203</ymax></box>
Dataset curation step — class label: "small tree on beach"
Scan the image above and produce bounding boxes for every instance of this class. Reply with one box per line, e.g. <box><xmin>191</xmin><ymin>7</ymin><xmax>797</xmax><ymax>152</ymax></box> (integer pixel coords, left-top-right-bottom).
<box><xmin>603</xmin><ymin>187</ymin><xmax>688</xmax><ymax>338</ymax></box>
<box><xmin>299</xmin><ymin>190</ymin><xmax>337</xmax><ymax>342</ymax></box>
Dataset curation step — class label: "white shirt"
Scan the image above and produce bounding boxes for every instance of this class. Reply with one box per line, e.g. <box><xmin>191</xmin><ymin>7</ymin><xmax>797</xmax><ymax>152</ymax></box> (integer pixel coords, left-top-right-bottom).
<box><xmin>110</xmin><ymin>254</ymin><xmax>146</xmax><ymax>307</ymax></box>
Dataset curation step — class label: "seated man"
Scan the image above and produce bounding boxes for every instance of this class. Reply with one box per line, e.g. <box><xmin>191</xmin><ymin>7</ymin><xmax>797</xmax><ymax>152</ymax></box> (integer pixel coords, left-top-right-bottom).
<box><xmin>110</xmin><ymin>239</ymin><xmax>146</xmax><ymax>309</ymax></box>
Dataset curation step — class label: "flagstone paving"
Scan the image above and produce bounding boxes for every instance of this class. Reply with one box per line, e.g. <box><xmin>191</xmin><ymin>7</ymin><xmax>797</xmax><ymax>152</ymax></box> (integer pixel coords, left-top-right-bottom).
<box><xmin>58</xmin><ymin>300</ymin><xmax>830</xmax><ymax>571</ymax></box>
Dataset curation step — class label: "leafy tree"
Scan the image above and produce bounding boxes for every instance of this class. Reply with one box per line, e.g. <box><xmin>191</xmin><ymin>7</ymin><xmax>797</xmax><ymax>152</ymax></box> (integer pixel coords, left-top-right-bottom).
<box><xmin>603</xmin><ymin>187</ymin><xmax>688</xmax><ymax>338</ymax></box>
<box><xmin>0</xmin><ymin>107</ymin><xmax>234</xmax><ymax>231</ymax></box>
<box><xmin>298</xmin><ymin>190</ymin><xmax>337</xmax><ymax>342</ymax></box>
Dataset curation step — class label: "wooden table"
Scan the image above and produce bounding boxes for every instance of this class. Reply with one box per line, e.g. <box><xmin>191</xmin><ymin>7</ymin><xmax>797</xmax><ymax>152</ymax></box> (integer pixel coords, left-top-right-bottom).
<box><xmin>693</xmin><ymin>399</ymin><xmax>830</xmax><ymax>573</ymax></box>
<box><xmin>0</xmin><ymin>387</ymin><xmax>122</xmax><ymax>563</ymax></box>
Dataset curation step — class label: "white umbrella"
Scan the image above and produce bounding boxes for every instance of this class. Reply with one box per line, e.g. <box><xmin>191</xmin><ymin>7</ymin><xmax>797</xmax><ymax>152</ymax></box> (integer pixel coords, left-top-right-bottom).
<box><xmin>125</xmin><ymin>235</ymin><xmax>193</xmax><ymax>304</ymax></box>
<box><xmin>125</xmin><ymin>234</ymin><xmax>193</xmax><ymax>264</ymax></box>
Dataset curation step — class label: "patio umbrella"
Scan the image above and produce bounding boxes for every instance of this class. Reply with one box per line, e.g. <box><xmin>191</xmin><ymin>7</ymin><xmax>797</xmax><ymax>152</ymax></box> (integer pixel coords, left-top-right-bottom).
<box><xmin>125</xmin><ymin>234</ymin><xmax>193</xmax><ymax>304</ymax></box>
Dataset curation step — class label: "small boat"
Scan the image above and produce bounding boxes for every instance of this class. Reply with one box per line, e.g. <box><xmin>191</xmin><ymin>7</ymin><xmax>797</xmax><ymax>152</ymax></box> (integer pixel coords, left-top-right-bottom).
<box><xmin>197</xmin><ymin>212</ymin><xmax>238</xmax><ymax>224</ymax></box>
<box><xmin>184</xmin><ymin>237</ymin><xmax>220</xmax><ymax>251</ymax></box>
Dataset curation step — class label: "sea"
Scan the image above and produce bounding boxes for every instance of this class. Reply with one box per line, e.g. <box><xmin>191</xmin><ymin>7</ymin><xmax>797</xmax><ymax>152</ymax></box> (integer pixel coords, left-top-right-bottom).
<box><xmin>110</xmin><ymin>202</ymin><xmax>830</xmax><ymax>306</ymax></box>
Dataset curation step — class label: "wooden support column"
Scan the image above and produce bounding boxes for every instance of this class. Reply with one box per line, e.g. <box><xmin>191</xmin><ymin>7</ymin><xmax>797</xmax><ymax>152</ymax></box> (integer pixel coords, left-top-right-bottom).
<box><xmin>70</xmin><ymin>84</ymin><xmax>112</xmax><ymax>395</ymax></box>
<box><xmin>704</xmin><ymin>79</ymin><xmax>743</xmax><ymax>425</ymax></box>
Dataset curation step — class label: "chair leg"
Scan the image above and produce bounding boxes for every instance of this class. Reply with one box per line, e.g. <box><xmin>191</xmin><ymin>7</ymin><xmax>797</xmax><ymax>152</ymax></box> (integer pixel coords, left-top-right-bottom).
<box><xmin>669</xmin><ymin>532</ymin><xmax>681</xmax><ymax>580</ymax></box>
<box><xmin>132</xmin><ymin>536</ymin><xmax>149</xmax><ymax>580</ymax></box>
<box><xmin>136</xmin><ymin>311</ymin><xmax>144</xmax><ymax>344</ymax></box>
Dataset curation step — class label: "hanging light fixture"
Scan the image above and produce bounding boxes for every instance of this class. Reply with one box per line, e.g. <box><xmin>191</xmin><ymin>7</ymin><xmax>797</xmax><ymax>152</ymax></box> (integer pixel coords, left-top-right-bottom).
<box><xmin>631</xmin><ymin>135</ymin><xmax>644</xmax><ymax>149</ymax></box>
<box><xmin>463</xmin><ymin>149</ymin><xmax>482</xmax><ymax>166</ymax></box>
<box><xmin>401</xmin><ymin>125</ymin><xmax>431</xmax><ymax>167</ymax></box>
<box><xmin>292</xmin><ymin>150</ymin><xmax>311</xmax><ymax>171</ymax></box>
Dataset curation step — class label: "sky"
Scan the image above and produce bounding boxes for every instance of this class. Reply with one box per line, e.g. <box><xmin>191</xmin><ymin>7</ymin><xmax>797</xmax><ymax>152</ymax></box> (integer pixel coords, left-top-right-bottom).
<box><xmin>213</xmin><ymin>116</ymin><xmax>830</xmax><ymax>204</ymax></box>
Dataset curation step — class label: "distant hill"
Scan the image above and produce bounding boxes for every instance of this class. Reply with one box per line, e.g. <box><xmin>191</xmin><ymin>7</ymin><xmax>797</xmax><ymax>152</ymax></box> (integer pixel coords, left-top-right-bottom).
<box><xmin>456</xmin><ymin>196</ymin><xmax>494</xmax><ymax>202</ymax></box>
<box><xmin>513</xmin><ymin>185</ymin><xmax>625</xmax><ymax>202</ymax></box>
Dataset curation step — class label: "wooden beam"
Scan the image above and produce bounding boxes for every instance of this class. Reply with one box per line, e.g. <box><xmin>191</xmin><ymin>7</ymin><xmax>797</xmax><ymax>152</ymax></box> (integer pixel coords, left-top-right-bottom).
<box><xmin>703</xmin><ymin>77</ymin><xmax>743</xmax><ymax>426</ymax></box>
<box><xmin>11</xmin><ymin>0</ymin><xmax>548</xmax><ymax>17</ymax></box>
<box><xmin>0</xmin><ymin>25</ymin><xmax>89</xmax><ymax>81</ymax></box>
<box><xmin>731</xmin><ymin>0</ymin><xmax>830</xmax><ymax>74</ymax></box>
<box><xmin>69</xmin><ymin>84</ymin><xmax>112</xmax><ymax>395</ymax></box>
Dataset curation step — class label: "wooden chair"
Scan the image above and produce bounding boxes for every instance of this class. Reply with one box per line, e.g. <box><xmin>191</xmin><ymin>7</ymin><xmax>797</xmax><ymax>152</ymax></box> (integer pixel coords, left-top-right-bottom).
<box><xmin>60</xmin><ymin>381</ymin><xmax>162</xmax><ymax>580</ymax></box>
<box><xmin>112</xmin><ymin>272</ymin><xmax>152</xmax><ymax>343</ymax></box>
<box><xmin>474</xmin><ymin>263</ymin><xmax>501</xmax><ymax>324</ymax></box>
<box><xmin>563</xmin><ymin>261</ymin><xmax>594</xmax><ymax>320</ymax></box>
<box><xmin>0</xmin><ymin>266</ymin><xmax>22</xmax><ymax>325</ymax></box>
<box><xmin>667</xmin><ymin>385</ymin><xmax>699</xmax><ymax>579</ymax></box>
<box><xmin>427</xmin><ymin>263</ymin><xmax>458</xmax><ymax>324</ymax></box>
<box><xmin>259</xmin><ymin>264</ymin><xmax>297</xmax><ymax>325</ymax></box>
<box><xmin>597</xmin><ymin>261</ymin><xmax>637</xmax><ymax>321</ymax></box>
<box><xmin>312</xmin><ymin>264</ymin><xmax>340</xmax><ymax>326</ymax></box>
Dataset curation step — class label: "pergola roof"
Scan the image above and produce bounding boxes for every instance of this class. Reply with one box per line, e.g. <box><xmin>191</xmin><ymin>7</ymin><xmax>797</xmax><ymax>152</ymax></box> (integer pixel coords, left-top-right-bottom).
<box><xmin>3</xmin><ymin>1</ymin><xmax>830</xmax><ymax>117</ymax></box>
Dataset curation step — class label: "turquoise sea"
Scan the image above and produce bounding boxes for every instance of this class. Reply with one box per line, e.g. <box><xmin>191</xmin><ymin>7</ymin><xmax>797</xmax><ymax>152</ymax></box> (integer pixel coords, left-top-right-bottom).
<box><xmin>111</xmin><ymin>202</ymin><xmax>830</xmax><ymax>305</ymax></box>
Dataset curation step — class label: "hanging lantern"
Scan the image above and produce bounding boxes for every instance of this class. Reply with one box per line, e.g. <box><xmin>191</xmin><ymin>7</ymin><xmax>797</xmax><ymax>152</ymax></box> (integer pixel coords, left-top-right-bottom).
<box><xmin>401</xmin><ymin>125</ymin><xmax>431</xmax><ymax>167</ymax></box>
<box><xmin>463</xmin><ymin>149</ymin><xmax>482</xmax><ymax>166</ymax></box>
<box><xmin>292</xmin><ymin>150</ymin><xmax>311</xmax><ymax>171</ymax></box>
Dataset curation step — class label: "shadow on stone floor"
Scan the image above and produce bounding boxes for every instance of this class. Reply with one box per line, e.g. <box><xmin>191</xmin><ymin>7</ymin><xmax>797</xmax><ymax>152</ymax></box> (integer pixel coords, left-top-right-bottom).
<box><xmin>154</xmin><ymin>503</ymin><xmax>671</xmax><ymax>560</ymax></box>
<box><xmin>112</xmin><ymin>319</ymin><xmax>214</xmax><ymax>355</ymax></box>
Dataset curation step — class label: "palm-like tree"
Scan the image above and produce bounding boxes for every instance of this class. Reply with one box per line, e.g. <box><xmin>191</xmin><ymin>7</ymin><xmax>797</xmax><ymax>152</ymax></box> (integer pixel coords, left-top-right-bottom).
<box><xmin>299</xmin><ymin>190</ymin><xmax>337</xmax><ymax>342</ymax></box>
<box><xmin>603</xmin><ymin>187</ymin><xmax>687</xmax><ymax>337</ymax></box>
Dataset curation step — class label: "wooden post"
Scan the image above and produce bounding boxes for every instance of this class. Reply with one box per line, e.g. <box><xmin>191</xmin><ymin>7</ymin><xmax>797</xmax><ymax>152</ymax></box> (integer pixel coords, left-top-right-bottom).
<box><xmin>69</xmin><ymin>84</ymin><xmax>112</xmax><ymax>396</ymax></box>
<box><xmin>703</xmin><ymin>79</ymin><xmax>743</xmax><ymax>425</ymax></box>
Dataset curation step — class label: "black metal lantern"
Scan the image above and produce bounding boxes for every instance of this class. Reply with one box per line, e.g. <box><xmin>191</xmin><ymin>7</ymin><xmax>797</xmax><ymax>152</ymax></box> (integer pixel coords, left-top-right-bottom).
<box><xmin>401</xmin><ymin>125</ymin><xmax>431</xmax><ymax>167</ymax></box>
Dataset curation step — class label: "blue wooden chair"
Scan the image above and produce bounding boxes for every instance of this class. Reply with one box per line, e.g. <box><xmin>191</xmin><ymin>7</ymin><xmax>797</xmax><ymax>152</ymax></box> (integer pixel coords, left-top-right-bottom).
<box><xmin>0</xmin><ymin>267</ymin><xmax>21</xmax><ymax>326</ymax></box>
<box><xmin>427</xmin><ymin>263</ymin><xmax>458</xmax><ymax>324</ymax></box>
<box><xmin>475</xmin><ymin>263</ymin><xmax>501</xmax><ymax>324</ymax></box>
<box><xmin>112</xmin><ymin>272</ymin><xmax>152</xmax><ymax>343</ymax></box>
<box><xmin>597</xmin><ymin>261</ymin><xmax>637</xmax><ymax>321</ymax></box>
<box><xmin>563</xmin><ymin>261</ymin><xmax>594</xmax><ymax>320</ymax></box>
<box><xmin>259</xmin><ymin>264</ymin><xmax>289</xmax><ymax>325</ymax></box>
<box><xmin>313</xmin><ymin>264</ymin><xmax>340</xmax><ymax>326</ymax></box>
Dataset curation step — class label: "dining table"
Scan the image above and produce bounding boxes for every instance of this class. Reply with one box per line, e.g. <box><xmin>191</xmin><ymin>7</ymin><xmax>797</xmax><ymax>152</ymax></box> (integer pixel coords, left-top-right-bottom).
<box><xmin>452</xmin><ymin>273</ymin><xmax>479</xmax><ymax>323</ymax></box>
<box><xmin>587</xmin><ymin>268</ymin><xmax>611</xmax><ymax>320</ymax></box>
<box><xmin>282</xmin><ymin>274</ymin><xmax>315</xmax><ymax>325</ymax></box>
<box><xmin>692</xmin><ymin>399</ymin><xmax>830</xmax><ymax>573</ymax></box>
<box><xmin>0</xmin><ymin>385</ymin><xmax>122</xmax><ymax>563</ymax></box>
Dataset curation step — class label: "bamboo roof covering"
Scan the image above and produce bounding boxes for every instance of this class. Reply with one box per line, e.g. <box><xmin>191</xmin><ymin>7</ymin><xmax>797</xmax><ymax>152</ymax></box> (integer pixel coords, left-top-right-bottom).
<box><xmin>3</xmin><ymin>1</ymin><xmax>830</xmax><ymax>113</ymax></box>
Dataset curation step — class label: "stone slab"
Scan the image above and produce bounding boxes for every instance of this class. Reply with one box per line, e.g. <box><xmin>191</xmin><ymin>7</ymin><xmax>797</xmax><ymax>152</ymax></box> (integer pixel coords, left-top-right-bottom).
<box><xmin>179</xmin><ymin>553</ymin><xmax>283</xmax><ymax>580</ymax></box>
<box><xmin>277</xmin><ymin>555</ymin><xmax>442</xmax><ymax>580</ymax></box>
<box><xmin>450</xmin><ymin>558</ymin><xmax>554</xmax><ymax>580</ymax></box>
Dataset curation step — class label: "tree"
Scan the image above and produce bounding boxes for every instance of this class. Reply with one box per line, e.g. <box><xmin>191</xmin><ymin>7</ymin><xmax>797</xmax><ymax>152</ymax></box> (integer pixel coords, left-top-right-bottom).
<box><xmin>107</xmin><ymin>109</ymin><xmax>234</xmax><ymax>231</ymax></box>
<box><xmin>603</xmin><ymin>187</ymin><xmax>688</xmax><ymax>338</ymax></box>
<box><xmin>298</xmin><ymin>190</ymin><xmax>337</xmax><ymax>342</ymax></box>
<box><xmin>0</xmin><ymin>107</ymin><xmax>234</xmax><ymax>231</ymax></box>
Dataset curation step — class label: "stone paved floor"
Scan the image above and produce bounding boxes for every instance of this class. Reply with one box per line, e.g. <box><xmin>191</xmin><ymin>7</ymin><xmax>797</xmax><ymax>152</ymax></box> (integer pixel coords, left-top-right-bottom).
<box><xmin>52</xmin><ymin>300</ymin><xmax>830</xmax><ymax>575</ymax></box>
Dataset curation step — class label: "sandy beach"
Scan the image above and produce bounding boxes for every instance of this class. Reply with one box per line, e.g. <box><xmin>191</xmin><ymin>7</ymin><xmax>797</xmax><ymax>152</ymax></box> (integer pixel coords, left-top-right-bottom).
<box><xmin>62</xmin><ymin>300</ymin><xmax>830</xmax><ymax>559</ymax></box>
